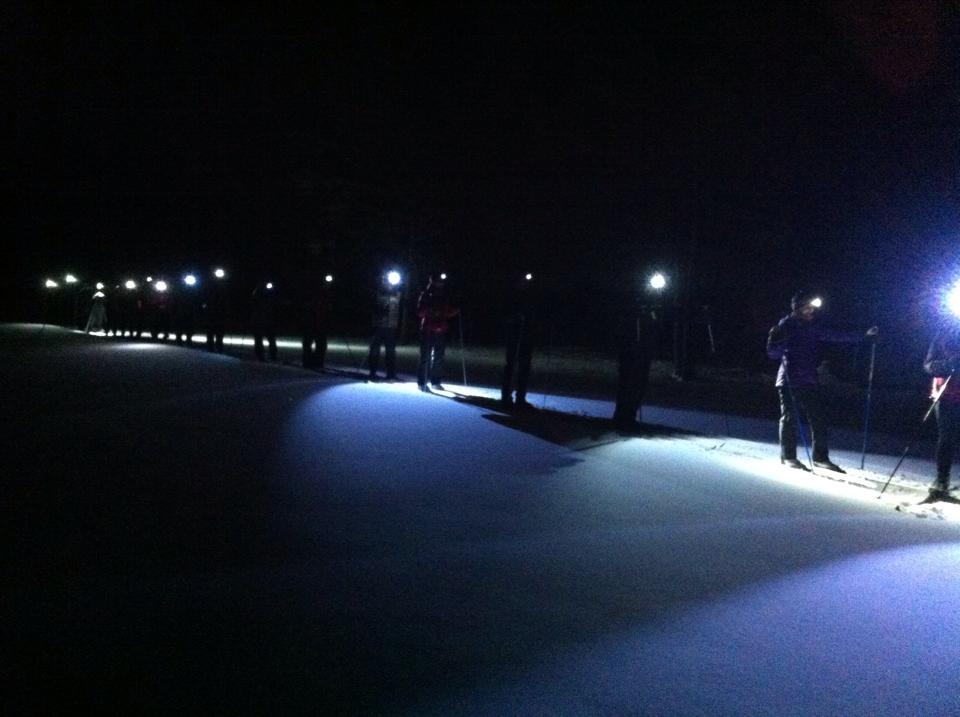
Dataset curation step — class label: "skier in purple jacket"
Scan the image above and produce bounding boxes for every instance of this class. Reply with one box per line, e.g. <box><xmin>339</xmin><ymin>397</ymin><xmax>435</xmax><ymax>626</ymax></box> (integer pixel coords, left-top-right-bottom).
<box><xmin>766</xmin><ymin>290</ymin><xmax>878</xmax><ymax>472</ymax></box>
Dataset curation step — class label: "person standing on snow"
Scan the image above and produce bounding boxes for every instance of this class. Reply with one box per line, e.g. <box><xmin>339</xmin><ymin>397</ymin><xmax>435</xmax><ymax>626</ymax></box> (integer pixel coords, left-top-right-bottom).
<box><xmin>922</xmin><ymin>324</ymin><xmax>960</xmax><ymax>502</ymax></box>
<box><xmin>501</xmin><ymin>273</ymin><xmax>539</xmax><ymax>409</ymax></box>
<box><xmin>367</xmin><ymin>272</ymin><xmax>403</xmax><ymax>381</ymax></box>
<box><xmin>613</xmin><ymin>301</ymin><xmax>657</xmax><ymax>432</ymax></box>
<box><xmin>250</xmin><ymin>280</ymin><xmax>280</xmax><ymax>362</ymax></box>
<box><xmin>299</xmin><ymin>276</ymin><xmax>331</xmax><ymax>371</ymax></box>
<box><xmin>416</xmin><ymin>271</ymin><xmax>459</xmax><ymax>391</ymax></box>
<box><xmin>84</xmin><ymin>288</ymin><xmax>108</xmax><ymax>333</ymax></box>
<box><xmin>766</xmin><ymin>290</ymin><xmax>878</xmax><ymax>473</ymax></box>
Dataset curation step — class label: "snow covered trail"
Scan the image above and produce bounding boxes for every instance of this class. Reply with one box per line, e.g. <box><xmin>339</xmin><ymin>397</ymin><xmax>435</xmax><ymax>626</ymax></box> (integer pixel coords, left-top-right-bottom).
<box><xmin>5</xmin><ymin>325</ymin><xmax>960</xmax><ymax>715</ymax></box>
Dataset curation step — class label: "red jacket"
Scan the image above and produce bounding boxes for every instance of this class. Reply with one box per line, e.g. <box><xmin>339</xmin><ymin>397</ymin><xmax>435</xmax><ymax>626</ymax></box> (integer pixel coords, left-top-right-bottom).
<box><xmin>416</xmin><ymin>286</ymin><xmax>459</xmax><ymax>335</ymax></box>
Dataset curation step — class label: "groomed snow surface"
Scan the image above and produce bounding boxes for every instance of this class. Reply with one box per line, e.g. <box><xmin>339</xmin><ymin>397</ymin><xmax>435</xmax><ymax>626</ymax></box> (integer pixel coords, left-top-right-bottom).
<box><xmin>5</xmin><ymin>325</ymin><xmax>960</xmax><ymax>715</ymax></box>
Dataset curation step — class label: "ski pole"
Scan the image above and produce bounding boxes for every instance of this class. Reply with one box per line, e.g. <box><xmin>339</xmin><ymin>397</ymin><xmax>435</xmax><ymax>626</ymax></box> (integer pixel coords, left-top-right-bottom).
<box><xmin>859</xmin><ymin>340</ymin><xmax>877</xmax><ymax>470</ymax></box>
<box><xmin>458</xmin><ymin>312</ymin><xmax>468</xmax><ymax>387</ymax></box>
<box><xmin>878</xmin><ymin>374</ymin><xmax>952</xmax><ymax>496</ymax></box>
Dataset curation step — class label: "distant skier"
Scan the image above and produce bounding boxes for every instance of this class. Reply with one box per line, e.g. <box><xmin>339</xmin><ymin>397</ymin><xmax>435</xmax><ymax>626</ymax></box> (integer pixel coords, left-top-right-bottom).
<box><xmin>367</xmin><ymin>272</ymin><xmax>403</xmax><ymax>381</ymax></box>
<box><xmin>203</xmin><ymin>269</ymin><xmax>230</xmax><ymax>353</ymax></box>
<box><xmin>299</xmin><ymin>277</ymin><xmax>331</xmax><ymax>371</ymax></box>
<box><xmin>84</xmin><ymin>288</ymin><xmax>107</xmax><ymax>333</ymax></box>
<box><xmin>766</xmin><ymin>290</ymin><xmax>878</xmax><ymax>472</ymax></box>
<box><xmin>501</xmin><ymin>273</ymin><xmax>539</xmax><ymax>409</ymax></box>
<box><xmin>416</xmin><ymin>271</ymin><xmax>459</xmax><ymax>391</ymax></box>
<box><xmin>251</xmin><ymin>281</ymin><xmax>280</xmax><ymax>362</ymax></box>
<box><xmin>613</xmin><ymin>301</ymin><xmax>656</xmax><ymax>432</ymax></box>
<box><xmin>922</xmin><ymin>324</ymin><xmax>960</xmax><ymax>502</ymax></box>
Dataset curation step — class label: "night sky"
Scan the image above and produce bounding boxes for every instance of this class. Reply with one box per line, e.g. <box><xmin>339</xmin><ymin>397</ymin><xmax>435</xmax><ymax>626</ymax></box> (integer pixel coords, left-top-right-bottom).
<box><xmin>7</xmin><ymin>2</ymin><xmax>959</xmax><ymax>360</ymax></box>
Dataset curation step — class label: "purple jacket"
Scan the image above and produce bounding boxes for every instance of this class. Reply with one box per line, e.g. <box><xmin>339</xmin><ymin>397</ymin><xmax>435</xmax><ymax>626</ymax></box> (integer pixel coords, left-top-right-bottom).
<box><xmin>766</xmin><ymin>315</ymin><xmax>862</xmax><ymax>387</ymax></box>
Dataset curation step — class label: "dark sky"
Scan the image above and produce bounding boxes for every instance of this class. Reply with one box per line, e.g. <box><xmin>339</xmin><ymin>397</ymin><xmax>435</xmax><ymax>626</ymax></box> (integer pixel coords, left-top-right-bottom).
<box><xmin>7</xmin><ymin>1</ymin><xmax>960</xmax><ymax>343</ymax></box>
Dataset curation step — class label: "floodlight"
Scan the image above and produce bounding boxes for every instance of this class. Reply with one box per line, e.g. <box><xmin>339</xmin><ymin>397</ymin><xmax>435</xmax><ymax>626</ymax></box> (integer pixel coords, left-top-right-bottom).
<box><xmin>154</xmin><ymin>280</ymin><xmax>168</xmax><ymax>292</ymax></box>
<box><xmin>45</xmin><ymin>279</ymin><xmax>59</xmax><ymax>289</ymax></box>
<box><xmin>214</xmin><ymin>268</ymin><xmax>226</xmax><ymax>279</ymax></box>
<box><xmin>387</xmin><ymin>271</ymin><xmax>402</xmax><ymax>286</ymax></box>
<box><xmin>65</xmin><ymin>274</ymin><xmax>78</xmax><ymax>284</ymax></box>
<box><xmin>124</xmin><ymin>280</ymin><xmax>137</xmax><ymax>290</ymax></box>
<box><xmin>325</xmin><ymin>274</ymin><xmax>334</xmax><ymax>283</ymax></box>
<box><xmin>946</xmin><ymin>281</ymin><xmax>960</xmax><ymax>318</ymax></box>
<box><xmin>183</xmin><ymin>274</ymin><xmax>197</xmax><ymax>286</ymax></box>
<box><xmin>649</xmin><ymin>272</ymin><xmax>667</xmax><ymax>290</ymax></box>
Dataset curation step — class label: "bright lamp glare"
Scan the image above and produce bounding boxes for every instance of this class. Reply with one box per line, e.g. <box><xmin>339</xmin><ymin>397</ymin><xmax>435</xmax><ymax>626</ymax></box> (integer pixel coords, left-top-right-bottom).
<box><xmin>214</xmin><ymin>268</ymin><xmax>226</xmax><ymax>279</ymax></box>
<box><xmin>325</xmin><ymin>274</ymin><xmax>334</xmax><ymax>283</ymax></box>
<box><xmin>946</xmin><ymin>282</ymin><xmax>960</xmax><ymax>318</ymax></box>
<box><xmin>183</xmin><ymin>274</ymin><xmax>197</xmax><ymax>286</ymax></box>
<box><xmin>146</xmin><ymin>276</ymin><xmax>153</xmax><ymax>283</ymax></box>
<box><xmin>124</xmin><ymin>280</ymin><xmax>137</xmax><ymax>290</ymax></box>
<box><xmin>65</xmin><ymin>274</ymin><xmax>78</xmax><ymax>284</ymax></box>
<box><xmin>266</xmin><ymin>282</ymin><xmax>274</xmax><ymax>290</ymax></box>
<box><xmin>810</xmin><ymin>297</ymin><xmax>823</xmax><ymax>309</ymax></box>
<box><xmin>525</xmin><ymin>273</ymin><xmax>533</xmax><ymax>281</ymax></box>
<box><xmin>649</xmin><ymin>272</ymin><xmax>667</xmax><ymax>290</ymax></box>
<box><xmin>95</xmin><ymin>282</ymin><xmax>104</xmax><ymax>290</ymax></box>
<box><xmin>387</xmin><ymin>271</ymin><xmax>402</xmax><ymax>286</ymax></box>
<box><xmin>45</xmin><ymin>279</ymin><xmax>58</xmax><ymax>289</ymax></box>
<box><xmin>155</xmin><ymin>280</ymin><xmax>168</xmax><ymax>292</ymax></box>
<box><xmin>440</xmin><ymin>273</ymin><xmax>447</xmax><ymax>281</ymax></box>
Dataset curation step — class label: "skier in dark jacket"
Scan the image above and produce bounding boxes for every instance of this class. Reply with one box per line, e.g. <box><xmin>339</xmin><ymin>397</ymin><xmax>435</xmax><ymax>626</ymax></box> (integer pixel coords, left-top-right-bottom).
<box><xmin>613</xmin><ymin>301</ymin><xmax>657</xmax><ymax>432</ymax></box>
<box><xmin>766</xmin><ymin>290</ymin><xmax>878</xmax><ymax>472</ymax></box>
<box><xmin>367</xmin><ymin>272</ymin><xmax>403</xmax><ymax>380</ymax></box>
<box><xmin>251</xmin><ymin>281</ymin><xmax>280</xmax><ymax>362</ymax></box>
<box><xmin>501</xmin><ymin>273</ymin><xmax>539</xmax><ymax>409</ymax></box>
<box><xmin>300</xmin><ymin>277</ymin><xmax>331</xmax><ymax>371</ymax></box>
<box><xmin>203</xmin><ymin>268</ymin><xmax>230</xmax><ymax>352</ymax></box>
<box><xmin>416</xmin><ymin>271</ymin><xmax>459</xmax><ymax>390</ymax></box>
<box><xmin>922</xmin><ymin>324</ymin><xmax>960</xmax><ymax>502</ymax></box>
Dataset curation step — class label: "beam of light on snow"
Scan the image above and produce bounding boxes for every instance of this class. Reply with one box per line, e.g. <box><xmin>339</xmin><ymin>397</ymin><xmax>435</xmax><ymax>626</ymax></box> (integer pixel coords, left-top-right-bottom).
<box><xmin>108</xmin><ymin>343</ymin><xmax>166</xmax><ymax>351</ymax></box>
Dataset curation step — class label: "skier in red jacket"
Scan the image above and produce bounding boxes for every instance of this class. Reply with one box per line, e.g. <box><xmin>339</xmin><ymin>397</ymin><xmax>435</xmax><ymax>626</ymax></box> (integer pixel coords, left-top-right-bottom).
<box><xmin>416</xmin><ymin>271</ymin><xmax>459</xmax><ymax>391</ymax></box>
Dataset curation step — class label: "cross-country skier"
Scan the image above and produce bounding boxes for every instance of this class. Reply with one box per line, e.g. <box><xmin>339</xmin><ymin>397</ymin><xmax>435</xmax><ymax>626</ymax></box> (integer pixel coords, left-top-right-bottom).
<box><xmin>922</xmin><ymin>324</ymin><xmax>960</xmax><ymax>502</ymax></box>
<box><xmin>416</xmin><ymin>271</ymin><xmax>459</xmax><ymax>391</ymax></box>
<box><xmin>766</xmin><ymin>290</ymin><xmax>878</xmax><ymax>472</ymax></box>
